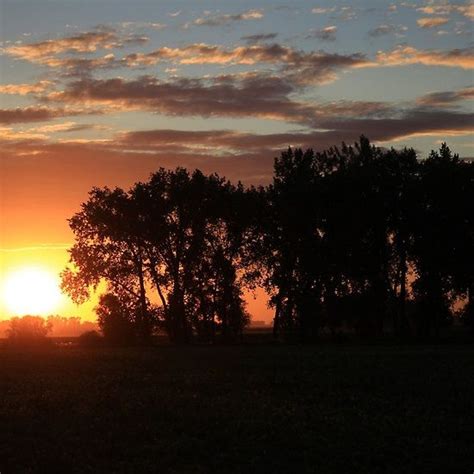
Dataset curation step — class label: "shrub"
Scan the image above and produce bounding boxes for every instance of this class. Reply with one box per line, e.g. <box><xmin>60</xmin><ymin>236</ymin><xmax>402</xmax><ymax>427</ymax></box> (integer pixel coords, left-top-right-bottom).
<box><xmin>78</xmin><ymin>330</ymin><xmax>103</xmax><ymax>347</ymax></box>
<box><xmin>96</xmin><ymin>294</ymin><xmax>135</xmax><ymax>345</ymax></box>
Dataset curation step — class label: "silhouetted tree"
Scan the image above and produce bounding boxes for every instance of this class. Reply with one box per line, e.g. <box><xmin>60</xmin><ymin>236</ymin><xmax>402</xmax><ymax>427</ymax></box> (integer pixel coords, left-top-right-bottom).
<box><xmin>62</xmin><ymin>168</ymin><xmax>251</xmax><ymax>344</ymax></box>
<box><xmin>61</xmin><ymin>186</ymin><xmax>155</xmax><ymax>342</ymax></box>
<box><xmin>410</xmin><ymin>145</ymin><xmax>455</xmax><ymax>336</ymax></box>
<box><xmin>62</xmin><ymin>139</ymin><xmax>473</xmax><ymax>344</ymax></box>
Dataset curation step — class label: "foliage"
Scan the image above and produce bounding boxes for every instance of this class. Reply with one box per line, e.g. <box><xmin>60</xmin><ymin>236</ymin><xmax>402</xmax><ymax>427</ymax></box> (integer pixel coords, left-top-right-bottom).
<box><xmin>62</xmin><ymin>138</ymin><xmax>474</xmax><ymax>343</ymax></box>
<box><xmin>62</xmin><ymin>168</ymin><xmax>253</xmax><ymax>343</ymax></box>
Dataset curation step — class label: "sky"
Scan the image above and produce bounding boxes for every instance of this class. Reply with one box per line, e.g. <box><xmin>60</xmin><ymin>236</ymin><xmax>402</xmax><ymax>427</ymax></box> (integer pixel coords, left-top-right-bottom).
<box><xmin>0</xmin><ymin>0</ymin><xmax>473</xmax><ymax>321</ymax></box>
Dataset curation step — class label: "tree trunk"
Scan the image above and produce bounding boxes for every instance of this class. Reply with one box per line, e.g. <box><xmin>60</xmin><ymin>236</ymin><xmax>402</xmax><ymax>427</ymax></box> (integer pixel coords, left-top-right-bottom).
<box><xmin>398</xmin><ymin>242</ymin><xmax>408</xmax><ymax>338</ymax></box>
<box><xmin>272</xmin><ymin>292</ymin><xmax>282</xmax><ymax>339</ymax></box>
<box><xmin>137</xmin><ymin>260</ymin><xmax>150</xmax><ymax>343</ymax></box>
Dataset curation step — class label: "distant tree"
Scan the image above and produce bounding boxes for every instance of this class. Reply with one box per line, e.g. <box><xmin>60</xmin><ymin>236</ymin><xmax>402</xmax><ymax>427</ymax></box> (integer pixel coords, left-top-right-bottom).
<box><xmin>46</xmin><ymin>315</ymin><xmax>98</xmax><ymax>337</ymax></box>
<box><xmin>7</xmin><ymin>316</ymin><xmax>52</xmax><ymax>347</ymax></box>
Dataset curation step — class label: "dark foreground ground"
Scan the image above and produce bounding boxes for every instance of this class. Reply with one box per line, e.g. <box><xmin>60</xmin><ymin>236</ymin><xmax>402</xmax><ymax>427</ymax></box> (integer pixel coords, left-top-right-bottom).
<box><xmin>1</xmin><ymin>343</ymin><xmax>473</xmax><ymax>474</ymax></box>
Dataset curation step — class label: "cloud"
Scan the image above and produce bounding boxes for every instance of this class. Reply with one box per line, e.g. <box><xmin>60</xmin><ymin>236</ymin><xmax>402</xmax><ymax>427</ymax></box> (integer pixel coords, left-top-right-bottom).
<box><xmin>119</xmin><ymin>21</ymin><xmax>166</xmax><ymax>30</ymax></box>
<box><xmin>38</xmin><ymin>53</ymin><xmax>120</xmax><ymax>76</ymax></box>
<box><xmin>416</xmin><ymin>87</ymin><xmax>474</xmax><ymax>106</ymax></box>
<box><xmin>46</xmin><ymin>74</ymin><xmax>315</xmax><ymax>124</ymax></box>
<box><xmin>33</xmin><ymin>121</ymin><xmax>99</xmax><ymax>133</ymax></box>
<box><xmin>311</xmin><ymin>7</ymin><xmax>336</xmax><ymax>14</ymax></box>
<box><xmin>311</xmin><ymin>5</ymin><xmax>357</xmax><ymax>20</ymax></box>
<box><xmin>45</xmin><ymin>72</ymin><xmax>395</xmax><ymax>128</ymax></box>
<box><xmin>0</xmin><ymin>105</ymin><xmax>101</xmax><ymax>124</ymax></box>
<box><xmin>321</xmin><ymin>110</ymin><xmax>474</xmax><ymax>142</ymax></box>
<box><xmin>192</xmin><ymin>9</ymin><xmax>264</xmax><ymax>27</ymax></box>
<box><xmin>334</xmin><ymin>6</ymin><xmax>357</xmax><ymax>21</ymax></box>
<box><xmin>2</xmin><ymin>28</ymin><xmax>148</xmax><ymax>63</ymax></box>
<box><xmin>417</xmin><ymin>4</ymin><xmax>474</xmax><ymax>19</ymax></box>
<box><xmin>376</xmin><ymin>45</ymin><xmax>474</xmax><ymax>69</ymax></box>
<box><xmin>306</xmin><ymin>26</ymin><xmax>337</xmax><ymax>41</ymax></box>
<box><xmin>122</xmin><ymin>43</ymin><xmax>370</xmax><ymax>85</ymax></box>
<box><xmin>0</xmin><ymin>107</ymin><xmax>71</xmax><ymax>124</ymax></box>
<box><xmin>417</xmin><ymin>17</ymin><xmax>449</xmax><ymax>28</ymax></box>
<box><xmin>368</xmin><ymin>24</ymin><xmax>408</xmax><ymax>37</ymax></box>
<box><xmin>241</xmin><ymin>33</ymin><xmax>278</xmax><ymax>44</ymax></box>
<box><xmin>0</xmin><ymin>80</ymin><xmax>54</xmax><ymax>95</ymax></box>
<box><xmin>35</xmin><ymin>106</ymin><xmax>472</xmax><ymax>159</ymax></box>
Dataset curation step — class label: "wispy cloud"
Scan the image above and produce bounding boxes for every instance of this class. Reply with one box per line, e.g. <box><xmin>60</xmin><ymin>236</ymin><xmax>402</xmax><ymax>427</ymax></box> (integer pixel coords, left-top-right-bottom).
<box><xmin>241</xmin><ymin>33</ymin><xmax>278</xmax><ymax>44</ymax></box>
<box><xmin>417</xmin><ymin>17</ymin><xmax>449</xmax><ymax>28</ymax></box>
<box><xmin>376</xmin><ymin>45</ymin><xmax>474</xmax><ymax>69</ymax></box>
<box><xmin>311</xmin><ymin>7</ymin><xmax>336</xmax><ymax>14</ymax></box>
<box><xmin>368</xmin><ymin>24</ymin><xmax>408</xmax><ymax>37</ymax></box>
<box><xmin>1</xmin><ymin>27</ymin><xmax>148</xmax><ymax>63</ymax></box>
<box><xmin>306</xmin><ymin>26</ymin><xmax>337</xmax><ymax>41</ymax></box>
<box><xmin>191</xmin><ymin>9</ymin><xmax>264</xmax><ymax>27</ymax></box>
<box><xmin>416</xmin><ymin>86</ymin><xmax>474</xmax><ymax>106</ymax></box>
<box><xmin>0</xmin><ymin>80</ymin><xmax>54</xmax><ymax>95</ymax></box>
<box><xmin>417</xmin><ymin>4</ymin><xmax>474</xmax><ymax>19</ymax></box>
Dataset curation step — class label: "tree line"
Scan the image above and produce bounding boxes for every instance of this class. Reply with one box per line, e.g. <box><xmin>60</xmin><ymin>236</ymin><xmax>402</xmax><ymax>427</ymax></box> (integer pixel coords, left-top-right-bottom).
<box><xmin>61</xmin><ymin>137</ymin><xmax>474</xmax><ymax>344</ymax></box>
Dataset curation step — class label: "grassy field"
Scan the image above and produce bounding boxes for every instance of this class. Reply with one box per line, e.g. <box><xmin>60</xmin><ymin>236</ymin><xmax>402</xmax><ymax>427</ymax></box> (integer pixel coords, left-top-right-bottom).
<box><xmin>1</xmin><ymin>343</ymin><xmax>473</xmax><ymax>473</ymax></box>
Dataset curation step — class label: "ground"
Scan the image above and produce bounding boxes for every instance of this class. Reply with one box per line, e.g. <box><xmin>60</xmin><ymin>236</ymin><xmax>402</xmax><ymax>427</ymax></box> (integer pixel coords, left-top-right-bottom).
<box><xmin>0</xmin><ymin>343</ymin><xmax>473</xmax><ymax>473</ymax></box>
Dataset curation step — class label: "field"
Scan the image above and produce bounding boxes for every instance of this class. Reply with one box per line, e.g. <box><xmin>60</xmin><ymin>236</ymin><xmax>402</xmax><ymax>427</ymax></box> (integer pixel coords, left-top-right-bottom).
<box><xmin>1</xmin><ymin>343</ymin><xmax>473</xmax><ymax>473</ymax></box>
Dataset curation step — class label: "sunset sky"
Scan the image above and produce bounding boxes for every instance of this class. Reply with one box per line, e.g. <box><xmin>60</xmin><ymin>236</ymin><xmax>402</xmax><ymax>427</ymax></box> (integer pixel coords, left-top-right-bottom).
<box><xmin>0</xmin><ymin>0</ymin><xmax>472</xmax><ymax>320</ymax></box>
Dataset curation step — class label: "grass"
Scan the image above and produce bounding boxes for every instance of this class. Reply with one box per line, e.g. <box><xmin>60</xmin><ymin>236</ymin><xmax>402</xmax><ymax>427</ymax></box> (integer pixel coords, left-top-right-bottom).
<box><xmin>0</xmin><ymin>343</ymin><xmax>473</xmax><ymax>473</ymax></box>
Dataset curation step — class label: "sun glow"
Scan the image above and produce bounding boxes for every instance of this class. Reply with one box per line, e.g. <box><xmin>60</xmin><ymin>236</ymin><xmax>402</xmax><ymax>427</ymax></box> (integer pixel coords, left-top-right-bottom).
<box><xmin>1</xmin><ymin>267</ymin><xmax>62</xmax><ymax>316</ymax></box>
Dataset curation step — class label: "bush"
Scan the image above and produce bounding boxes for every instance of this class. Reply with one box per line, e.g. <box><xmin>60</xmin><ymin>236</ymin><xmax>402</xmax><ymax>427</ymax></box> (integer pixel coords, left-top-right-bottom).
<box><xmin>96</xmin><ymin>294</ymin><xmax>135</xmax><ymax>345</ymax></box>
<box><xmin>78</xmin><ymin>330</ymin><xmax>103</xmax><ymax>347</ymax></box>
<box><xmin>6</xmin><ymin>316</ymin><xmax>52</xmax><ymax>347</ymax></box>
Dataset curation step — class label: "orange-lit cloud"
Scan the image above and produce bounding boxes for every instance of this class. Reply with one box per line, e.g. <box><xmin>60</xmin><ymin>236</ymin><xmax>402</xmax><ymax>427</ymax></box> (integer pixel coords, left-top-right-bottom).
<box><xmin>417</xmin><ymin>17</ymin><xmax>449</xmax><ymax>28</ymax></box>
<box><xmin>122</xmin><ymin>43</ymin><xmax>370</xmax><ymax>85</ymax></box>
<box><xmin>416</xmin><ymin>4</ymin><xmax>474</xmax><ymax>19</ymax></box>
<box><xmin>376</xmin><ymin>45</ymin><xmax>474</xmax><ymax>69</ymax></box>
<box><xmin>0</xmin><ymin>80</ymin><xmax>54</xmax><ymax>95</ymax></box>
<box><xmin>2</xmin><ymin>28</ymin><xmax>148</xmax><ymax>63</ymax></box>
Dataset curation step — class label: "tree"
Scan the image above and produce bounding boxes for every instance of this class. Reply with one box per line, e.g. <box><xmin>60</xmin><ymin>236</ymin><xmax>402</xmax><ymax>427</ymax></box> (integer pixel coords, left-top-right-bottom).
<box><xmin>257</xmin><ymin>147</ymin><xmax>325</xmax><ymax>340</ymax></box>
<box><xmin>411</xmin><ymin>144</ymin><xmax>464</xmax><ymax>336</ymax></box>
<box><xmin>61</xmin><ymin>186</ymin><xmax>155</xmax><ymax>342</ymax></box>
<box><xmin>7</xmin><ymin>316</ymin><xmax>52</xmax><ymax>347</ymax></box>
<box><xmin>62</xmin><ymin>168</ymin><xmax>252</xmax><ymax>344</ymax></box>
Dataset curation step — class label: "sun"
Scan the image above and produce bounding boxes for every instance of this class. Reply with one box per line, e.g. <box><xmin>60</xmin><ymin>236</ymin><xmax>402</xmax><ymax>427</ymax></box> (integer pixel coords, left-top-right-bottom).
<box><xmin>1</xmin><ymin>267</ymin><xmax>62</xmax><ymax>316</ymax></box>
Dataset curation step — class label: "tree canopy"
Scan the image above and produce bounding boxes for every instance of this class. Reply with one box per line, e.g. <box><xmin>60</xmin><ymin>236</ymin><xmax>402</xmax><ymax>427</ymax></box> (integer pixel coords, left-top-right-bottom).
<box><xmin>62</xmin><ymin>138</ymin><xmax>474</xmax><ymax>343</ymax></box>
